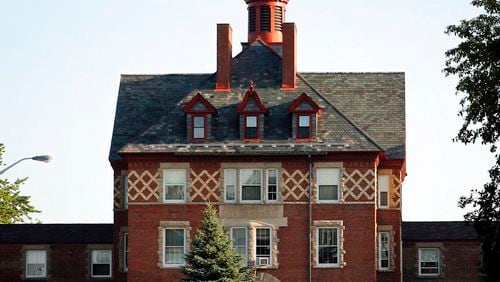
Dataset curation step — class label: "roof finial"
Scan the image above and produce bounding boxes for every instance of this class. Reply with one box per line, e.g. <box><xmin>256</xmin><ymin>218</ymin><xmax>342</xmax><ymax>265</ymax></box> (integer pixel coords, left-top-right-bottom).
<box><xmin>249</xmin><ymin>80</ymin><xmax>255</xmax><ymax>90</ymax></box>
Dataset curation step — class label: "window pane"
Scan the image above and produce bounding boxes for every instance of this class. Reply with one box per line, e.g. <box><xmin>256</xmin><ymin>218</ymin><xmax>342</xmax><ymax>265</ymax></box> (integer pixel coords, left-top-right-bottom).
<box><xmin>165</xmin><ymin>229</ymin><xmax>184</xmax><ymax>246</ymax></box>
<box><xmin>299</xmin><ymin>127</ymin><xmax>310</xmax><ymax>139</ymax></box>
<box><xmin>165</xmin><ymin>185</ymin><xmax>185</xmax><ymax>200</ymax></box>
<box><xmin>267</xmin><ymin>170</ymin><xmax>277</xmax><ymax>184</ymax></box>
<box><xmin>92</xmin><ymin>264</ymin><xmax>111</xmax><ymax>276</ymax></box>
<box><xmin>242</xmin><ymin>185</ymin><xmax>261</xmax><ymax>201</ymax></box>
<box><xmin>232</xmin><ymin>228</ymin><xmax>247</xmax><ymax>245</ymax></box>
<box><xmin>241</xmin><ymin>170</ymin><xmax>261</xmax><ymax>185</ymax></box>
<box><xmin>91</xmin><ymin>250</ymin><xmax>111</xmax><ymax>277</ymax></box>
<box><xmin>193</xmin><ymin>128</ymin><xmax>204</xmax><ymax>139</ymax></box>
<box><xmin>319</xmin><ymin>185</ymin><xmax>338</xmax><ymax>201</ymax></box>
<box><xmin>318</xmin><ymin>228</ymin><xmax>338</xmax><ymax>264</ymax></box>
<box><xmin>379</xmin><ymin>191</ymin><xmax>388</xmax><ymax>207</ymax></box>
<box><xmin>256</xmin><ymin>228</ymin><xmax>271</xmax><ymax>257</ymax></box>
<box><xmin>317</xmin><ymin>168</ymin><xmax>340</xmax><ymax>185</ymax></box>
<box><xmin>299</xmin><ymin>115</ymin><xmax>310</xmax><ymax>127</ymax></box>
<box><xmin>165</xmin><ymin>169</ymin><xmax>186</xmax><ymax>184</ymax></box>
<box><xmin>225</xmin><ymin>169</ymin><xmax>236</xmax><ymax>201</ymax></box>
<box><xmin>245</xmin><ymin>127</ymin><xmax>258</xmax><ymax>139</ymax></box>
<box><xmin>193</xmin><ymin>116</ymin><xmax>204</xmax><ymax>127</ymax></box>
<box><xmin>166</xmin><ymin>247</ymin><xmax>184</xmax><ymax>264</ymax></box>
<box><xmin>26</xmin><ymin>250</ymin><xmax>46</xmax><ymax>264</ymax></box>
<box><xmin>378</xmin><ymin>175</ymin><xmax>389</xmax><ymax>192</ymax></box>
<box><xmin>26</xmin><ymin>250</ymin><xmax>46</xmax><ymax>278</ymax></box>
<box><xmin>246</xmin><ymin>116</ymin><xmax>257</xmax><ymax>127</ymax></box>
<box><xmin>318</xmin><ymin>246</ymin><xmax>338</xmax><ymax>264</ymax></box>
<box><xmin>92</xmin><ymin>250</ymin><xmax>111</xmax><ymax>264</ymax></box>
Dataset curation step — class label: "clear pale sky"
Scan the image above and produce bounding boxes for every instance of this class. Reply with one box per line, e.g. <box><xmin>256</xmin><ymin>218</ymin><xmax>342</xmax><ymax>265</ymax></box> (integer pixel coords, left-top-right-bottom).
<box><xmin>0</xmin><ymin>0</ymin><xmax>493</xmax><ymax>223</ymax></box>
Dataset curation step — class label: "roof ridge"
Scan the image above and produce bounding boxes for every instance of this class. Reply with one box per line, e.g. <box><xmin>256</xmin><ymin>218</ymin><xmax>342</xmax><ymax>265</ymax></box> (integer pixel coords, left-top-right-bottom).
<box><xmin>299</xmin><ymin>72</ymin><xmax>405</xmax><ymax>74</ymax></box>
<box><xmin>297</xmin><ymin>73</ymin><xmax>384</xmax><ymax>152</ymax></box>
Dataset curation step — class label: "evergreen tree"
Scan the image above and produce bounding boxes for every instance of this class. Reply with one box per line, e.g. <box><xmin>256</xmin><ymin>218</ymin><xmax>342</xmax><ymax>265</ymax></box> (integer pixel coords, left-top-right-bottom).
<box><xmin>182</xmin><ymin>204</ymin><xmax>254</xmax><ymax>281</ymax></box>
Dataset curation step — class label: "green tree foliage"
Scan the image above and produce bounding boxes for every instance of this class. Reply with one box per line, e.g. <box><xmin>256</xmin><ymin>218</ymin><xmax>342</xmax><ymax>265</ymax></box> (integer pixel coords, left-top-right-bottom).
<box><xmin>182</xmin><ymin>204</ymin><xmax>254</xmax><ymax>281</ymax></box>
<box><xmin>0</xmin><ymin>144</ymin><xmax>40</xmax><ymax>223</ymax></box>
<box><xmin>444</xmin><ymin>0</ymin><xmax>500</xmax><ymax>280</ymax></box>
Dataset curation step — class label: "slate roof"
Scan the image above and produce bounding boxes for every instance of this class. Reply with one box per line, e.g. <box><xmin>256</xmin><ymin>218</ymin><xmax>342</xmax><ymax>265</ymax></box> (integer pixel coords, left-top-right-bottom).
<box><xmin>109</xmin><ymin>40</ymin><xmax>405</xmax><ymax>161</ymax></box>
<box><xmin>0</xmin><ymin>224</ymin><xmax>113</xmax><ymax>244</ymax></box>
<box><xmin>402</xmin><ymin>221</ymin><xmax>479</xmax><ymax>241</ymax></box>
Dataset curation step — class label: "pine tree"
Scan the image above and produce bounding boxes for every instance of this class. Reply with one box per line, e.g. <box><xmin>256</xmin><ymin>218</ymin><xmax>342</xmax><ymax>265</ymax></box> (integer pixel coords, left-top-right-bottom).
<box><xmin>182</xmin><ymin>203</ymin><xmax>254</xmax><ymax>281</ymax></box>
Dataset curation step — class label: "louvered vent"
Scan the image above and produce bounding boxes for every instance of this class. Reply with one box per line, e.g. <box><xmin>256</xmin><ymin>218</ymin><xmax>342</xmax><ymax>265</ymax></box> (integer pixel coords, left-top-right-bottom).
<box><xmin>260</xmin><ymin>6</ymin><xmax>271</xmax><ymax>32</ymax></box>
<box><xmin>249</xmin><ymin>7</ymin><xmax>256</xmax><ymax>32</ymax></box>
<box><xmin>274</xmin><ymin>6</ymin><xmax>283</xmax><ymax>32</ymax></box>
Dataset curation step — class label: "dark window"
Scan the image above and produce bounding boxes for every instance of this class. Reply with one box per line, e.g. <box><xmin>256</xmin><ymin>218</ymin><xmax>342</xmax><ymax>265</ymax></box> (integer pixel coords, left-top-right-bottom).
<box><xmin>249</xmin><ymin>7</ymin><xmax>256</xmax><ymax>33</ymax></box>
<box><xmin>193</xmin><ymin>116</ymin><xmax>205</xmax><ymax>139</ymax></box>
<box><xmin>260</xmin><ymin>6</ymin><xmax>271</xmax><ymax>32</ymax></box>
<box><xmin>298</xmin><ymin>115</ymin><xmax>311</xmax><ymax>139</ymax></box>
<box><xmin>256</xmin><ymin>228</ymin><xmax>271</xmax><ymax>260</ymax></box>
<box><xmin>318</xmin><ymin>228</ymin><xmax>338</xmax><ymax>265</ymax></box>
<box><xmin>274</xmin><ymin>6</ymin><xmax>283</xmax><ymax>32</ymax></box>
<box><xmin>245</xmin><ymin>115</ymin><xmax>258</xmax><ymax>139</ymax></box>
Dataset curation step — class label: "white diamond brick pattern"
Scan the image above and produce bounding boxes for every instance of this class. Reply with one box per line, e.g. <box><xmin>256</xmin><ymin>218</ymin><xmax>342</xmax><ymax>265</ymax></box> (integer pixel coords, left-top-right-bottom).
<box><xmin>190</xmin><ymin>169</ymin><xmax>220</xmax><ymax>202</ymax></box>
<box><xmin>114</xmin><ymin>176</ymin><xmax>121</xmax><ymax>208</ymax></box>
<box><xmin>392</xmin><ymin>174</ymin><xmax>402</xmax><ymax>208</ymax></box>
<box><xmin>128</xmin><ymin>170</ymin><xmax>160</xmax><ymax>202</ymax></box>
<box><xmin>283</xmin><ymin>169</ymin><xmax>309</xmax><ymax>201</ymax></box>
<box><xmin>343</xmin><ymin>169</ymin><xmax>376</xmax><ymax>201</ymax></box>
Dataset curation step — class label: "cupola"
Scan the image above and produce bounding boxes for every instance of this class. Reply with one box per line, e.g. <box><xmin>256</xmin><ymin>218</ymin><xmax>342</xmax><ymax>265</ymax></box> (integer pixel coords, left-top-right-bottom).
<box><xmin>245</xmin><ymin>0</ymin><xmax>289</xmax><ymax>44</ymax></box>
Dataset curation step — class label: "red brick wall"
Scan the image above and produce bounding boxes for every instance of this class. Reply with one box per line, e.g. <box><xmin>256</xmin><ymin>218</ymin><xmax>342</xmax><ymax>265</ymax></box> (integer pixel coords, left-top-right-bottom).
<box><xmin>0</xmin><ymin>243</ymin><xmax>109</xmax><ymax>282</ymax></box>
<box><xmin>402</xmin><ymin>240</ymin><xmax>480</xmax><ymax>281</ymax></box>
<box><xmin>377</xmin><ymin>209</ymin><xmax>402</xmax><ymax>282</ymax></box>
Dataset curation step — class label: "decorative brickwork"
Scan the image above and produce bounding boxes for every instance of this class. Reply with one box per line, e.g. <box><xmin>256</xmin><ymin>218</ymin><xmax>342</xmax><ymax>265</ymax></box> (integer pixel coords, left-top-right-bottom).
<box><xmin>391</xmin><ymin>173</ymin><xmax>402</xmax><ymax>208</ymax></box>
<box><xmin>282</xmin><ymin>169</ymin><xmax>309</xmax><ymax>201</ymax></box>
<box><xmin>189</xmin><ymin>169</ymin><xmax>220</xmax><ymax>202</ymax></box>
<box><xmin>342</xmin><ymin>169</ymin><xmax>376</xmax><ymax>202</ymax></box>
<box><xmin>114</xmin><ymin>175</ymin><xmax>121</xmax><ymax>209</ymax></box>
<box><xmin>128</xmin><ymin>170</ymin><xmax>160</xmax><ymax>202</ymax></box>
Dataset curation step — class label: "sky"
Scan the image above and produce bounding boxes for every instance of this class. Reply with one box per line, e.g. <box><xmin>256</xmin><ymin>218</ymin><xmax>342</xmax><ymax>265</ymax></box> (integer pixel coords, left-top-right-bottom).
<box><xmin>0</xmin><ymin>0</ymin><xmax>493</xmax><ymax>223</ymax></box>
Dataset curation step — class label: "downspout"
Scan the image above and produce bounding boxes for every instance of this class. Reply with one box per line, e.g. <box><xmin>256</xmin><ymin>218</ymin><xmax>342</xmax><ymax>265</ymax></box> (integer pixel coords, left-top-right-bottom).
<box><xmin>308</xmin><ymin>154</ymin><xmax>313</xmax><ymax>282</ymax></box>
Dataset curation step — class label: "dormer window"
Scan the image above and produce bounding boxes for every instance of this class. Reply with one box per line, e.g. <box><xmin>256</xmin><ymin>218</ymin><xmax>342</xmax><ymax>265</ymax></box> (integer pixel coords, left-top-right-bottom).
<box><xmin>237</xmin><ymin>82</ymin><xmax>268</xmax><ymax>141</ymax></box>
<box><xmin>192</xmin><ymin>115</ymin><xmax>206</xmax><ymax>140</ymax></box>
<box><xmin>182</xmin><ymin>93</ymin><xmax>217</xmax><ymax>143</ymax></box>
<box><xmin>245</xmin><ymin>115</ymin><xmax>258</xmax><ymax>139</ymax></box>
<box><xmin>289</xmin><ymin>93</ymin><xmax>321</xmax><ymax>141</ymax></box>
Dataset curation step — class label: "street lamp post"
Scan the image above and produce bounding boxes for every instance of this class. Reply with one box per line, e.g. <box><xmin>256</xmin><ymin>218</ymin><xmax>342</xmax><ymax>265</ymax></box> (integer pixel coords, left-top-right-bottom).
<box><xmin>0</xmin><ymin>155</ymin><xmax>52</xmax><ymax>175</ymax></box>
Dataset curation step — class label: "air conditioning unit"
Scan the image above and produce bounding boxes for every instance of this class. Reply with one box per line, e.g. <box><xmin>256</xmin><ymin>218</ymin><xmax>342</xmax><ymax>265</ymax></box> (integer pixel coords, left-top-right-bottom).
<box><xmin>257</xmin><ymin>257</ymin><xmax>270</xmax><ymax>266</ymax></box>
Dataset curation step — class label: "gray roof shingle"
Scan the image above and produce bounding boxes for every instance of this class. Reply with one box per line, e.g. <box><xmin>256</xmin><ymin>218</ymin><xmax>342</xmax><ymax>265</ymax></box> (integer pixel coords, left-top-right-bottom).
<box><xmin>109</xmin><ymin>40</ymin><xmax>405</xmax><ymax>160</ymax></box>
<box><xmin>402</xmin><ymin>221</ymin><xmax>479</xmax><ymax>241</ymax></box>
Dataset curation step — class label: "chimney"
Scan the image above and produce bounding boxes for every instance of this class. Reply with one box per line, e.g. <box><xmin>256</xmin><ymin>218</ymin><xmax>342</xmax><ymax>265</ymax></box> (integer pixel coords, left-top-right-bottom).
<box><xmin>245</xmin><ymin>0</ymin><xmax>289</xmax><ymax>45</ymax></box>
<box><xmin>281</xmin><ymin>22</ymin><xmax>296</xmax><ymax>89</ymax></box>
<box><xmin>216</xmin><ymin>24</ymin><xmax>232</xmax><ymax>91</ymax></box>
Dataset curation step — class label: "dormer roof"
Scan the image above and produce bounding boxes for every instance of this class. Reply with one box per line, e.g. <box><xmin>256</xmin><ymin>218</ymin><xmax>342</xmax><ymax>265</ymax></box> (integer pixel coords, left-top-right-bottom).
<box><xmin>288</xmin><ymin>92</ymin><xmax>321</xmax><ymax>113</ymax></box>
<box><xmin>236</xmin><ymin>83</ymin><xmax>268</xmax><ymax>114</ymax></box>
<box><xmin>182</xmin><ymin>93</ymin><xmax>217</xmax><ymax>114</ymax></box>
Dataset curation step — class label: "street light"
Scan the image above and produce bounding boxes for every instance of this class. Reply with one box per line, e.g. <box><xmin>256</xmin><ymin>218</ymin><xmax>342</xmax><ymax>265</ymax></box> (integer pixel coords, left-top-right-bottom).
<box><xmin>0</xmin><ymin>155</ymin><xmax>52</xmax><ymax>175</ymax></box>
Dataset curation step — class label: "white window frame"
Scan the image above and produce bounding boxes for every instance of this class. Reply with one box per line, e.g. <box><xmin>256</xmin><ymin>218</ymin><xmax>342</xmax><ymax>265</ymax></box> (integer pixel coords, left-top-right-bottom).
<box><xmin>239</xmin><ymin>169</ymin><xmax>263</xmax><ymax>203</ymax></box>
<box><xmin>378</xmin><ymin>231</ymin><xmax>390</xmax><ymax>271</ymax></box>
<box><xmin>25</xmin><ymin>249</ymin><xmax>47</xmax><ymax>278</ymax></box>
<box><xmin>91</xmin><ymin>249</ymin><xmax>112</xmax><ymax>278</ymax></box>
<box><xmin>255</xmin><ymin>227</ymin><xmax>272</xmax><ymax>267</ymax></box>
<box><xmin>163</xmin><ymin>228</ymin><xmax>186</xmax><ymax>268</ymax></box>
<box><xmin>316</xmin><ymin>227</ymin><xmax>340</xmax><ymax>267</ymax></box>
<box><xmin>316</xmin><ymin>168</ymin><xmax>340</xmax><ymax>203</ymax></box>
<box><xmin>378</xmin><ymin>175</ymin><xmax>389</xmax><ymax>208</ymax></box>
<box><xmin>230</xmin><ymin>227</ymin><xmax>248</xmax><ymax>266</ymax></box>
<box><xmin>224</xmin><ymin>169</ymin><xmax>237</xmax><ymax>203</ymax></box>
<box><xmin>266</xmin><ymin>168</ymin><xmax>279</xmax><ymax>202</ymax></box>
<box><xmin>124</xmin><ymin>232</ymin><xmax>129</xmax><ymax>272</ymax></box>
<box><xmin>163</xmin><ymin>169</ymin><xmax>187</xmax><ymax>203</ymax></box>
<box><xmin>418</xmin><ymin>248</ymin><xmax>440</xmax><ymax>276</ymax></box>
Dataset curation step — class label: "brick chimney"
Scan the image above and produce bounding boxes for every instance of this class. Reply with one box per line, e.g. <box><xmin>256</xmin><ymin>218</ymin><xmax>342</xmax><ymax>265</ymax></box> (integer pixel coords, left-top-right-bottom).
<box><xmin>281</xmin><ymin>22</ymin><xmax>296</xmax><ymax>89</ymax></box>
<box><xmin>216</xmin><ymin>24</ymin><xmax>232</xmax><ymax>91</ymax></box>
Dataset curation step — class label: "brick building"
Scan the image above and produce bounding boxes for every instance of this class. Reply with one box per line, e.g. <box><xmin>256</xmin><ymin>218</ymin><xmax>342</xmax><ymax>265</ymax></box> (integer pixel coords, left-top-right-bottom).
<box><xmin>109</xmin><ymin>0</ymin><xmax>406</xmax><ymax>281</ymax></box>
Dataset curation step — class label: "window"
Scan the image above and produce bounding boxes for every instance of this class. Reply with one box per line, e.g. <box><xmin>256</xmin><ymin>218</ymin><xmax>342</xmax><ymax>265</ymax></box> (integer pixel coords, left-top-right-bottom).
<box><xmin>240</xmin><ymin>169</ymin><xmax>262</xmax><ymax>202</ymax></box>
<box><xmin>245</xmin><ymin>115</ymin><xmax>258</xmax><ymax>139</ymax></box>
<box><xmin>316</xmin><ymin>168</ymin><xmax>340</xmax><ymax>202</ymax></box>
<box><xmin>224</xmin><ymin>169</ymin><xmax>237</xmax><ymax>202</ymax></box>
<box><xmin>378</xmin><ymin>175</ymin><xmax>389</xmax><ymax>208</ymax></box>
<box><xmin>419</xmin><ymin>248</ymin><xmax>440</xmax><ymax>276</ymax></box>
<box><xmin>267</xmin><ymin>169</ymin><xmax>278</xmax><ymax>202</ymax></box>
<box><xmin>164</xmin><ymin>229</ymin><xmax>186</xmax><ymax>267</ymax></box>
<box><xmin>25</xmin><ymin>250</ymin><xmax>47</xmax><ymax>278</ymax></box>
<box><xmin>317</xmin><ymin>228</ymin><xmax>339</xmax><ymax>266</ymax></box>
<box><xmin>91</xmin><ymin>250</ymin><xmax>112</xmax><ymax>278</ymax></box>
<box><xmin>378</xmin><ymin>232</ymin><xmax>390</xmax><ymax>270</ymax></box>
<box><xmin>193</xmin><ymin>115</ymin><xmax>205</xmax><ymax>139</ymax></box>
<box><xmin>163</xmin><ymin>169</ymin><xmax>186</xmax><ymax>202</ymax></box>
<box><xmin>124</xmin><ymin>233</ymin><xmax>129</xmax><ymax>271</ymax></box>
<box><xmin>256</xmin><ymin>227</ymin><xmax>271</xmax><ymax>266</ymax></box>
<box><xmin>231</xmin><ymin>227</ymin><xmax>248</xmax><ymax>266</ymax></box>
<box><xmin>298</xmin><ymin>115</ymin><xmax>311</xmax><ymax>139</ymax></box>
